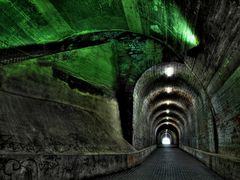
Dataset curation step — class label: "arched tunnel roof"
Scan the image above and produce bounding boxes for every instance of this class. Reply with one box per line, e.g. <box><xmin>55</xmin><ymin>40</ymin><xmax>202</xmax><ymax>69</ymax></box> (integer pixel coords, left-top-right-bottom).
<box><xmin>132</xmin><ymin>62</ymin><xmax>212</xmax><ymax>149</ymax></box>
<box><xmin>0</xmin><ymin>1</ymin><xmax>239</xmax><ymax>179</ymax></box>
<box><xmin>0</xmin><ymin>0</ymin><xmax>240</xmax><ymax>179</ymax></box>
<box><xmin>0</xmin><ymin>0</ymin><xmax>199</xmax><ymax>52</ymax></box>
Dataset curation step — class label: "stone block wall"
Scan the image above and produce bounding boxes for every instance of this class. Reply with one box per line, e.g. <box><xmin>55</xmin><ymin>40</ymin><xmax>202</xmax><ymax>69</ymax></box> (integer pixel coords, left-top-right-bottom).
<box><xmin>211</xmin><ymin>66</ymin><xmax>240</xmax><ymax>157</ymax></box>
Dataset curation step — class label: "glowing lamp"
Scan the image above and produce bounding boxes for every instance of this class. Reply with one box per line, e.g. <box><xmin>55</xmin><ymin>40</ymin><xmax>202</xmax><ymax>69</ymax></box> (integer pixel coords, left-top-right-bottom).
<box><xmin>166</xmin><ymin>87</ymin><xmax>172</xmax><ymax>94</ymax></box>
<box><xmin>164</xmin><ymin>67</ymin><xmax>174</xmax><ymax>77</ymax></box>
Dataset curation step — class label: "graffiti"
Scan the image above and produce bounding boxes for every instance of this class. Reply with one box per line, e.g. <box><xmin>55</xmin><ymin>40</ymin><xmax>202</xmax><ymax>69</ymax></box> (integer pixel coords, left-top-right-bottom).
<box><xmin>0</xmin><ymin>156</ymin><xmax>62</xmax><ymax>179</ymax></box>
<box><xmin>0</xmin><ymin>134</ymin><xmax>42</xmax><ymax>153</ymax></box>
<box><xmin>46</xmin><ymin>137</ymin><xmax>71</xmax><ymax>153</ymax></box>
<box><xmin>39</xmin><ymin>156</ymin><xmax>60</xmax><ymax>174</ymax></box>
<box><xmin>2</xmin><ymin>159</ymin><xmax>21</xmax><ymax>176</ymax></box>
<box><xmin>0</xmin><ymin>132</ymin><xmax>112</xmax><ymax>154</ymax></box>
<box><xmin>0</xmin><ymin>158</ymin><xmax>38</xmax><ymax>179</ymax></box>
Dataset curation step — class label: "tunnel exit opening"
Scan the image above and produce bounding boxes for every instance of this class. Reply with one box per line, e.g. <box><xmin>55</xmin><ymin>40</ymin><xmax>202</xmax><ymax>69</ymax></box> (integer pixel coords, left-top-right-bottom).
<box><xmin>162</xmin><ymin>136</ymin><xmax>171</xmax><ymax>145</ymax></box>
<box><xmin>156</xmin><ymin>124</ymin><xmax>179</xmax><ymax>148</ymax></box>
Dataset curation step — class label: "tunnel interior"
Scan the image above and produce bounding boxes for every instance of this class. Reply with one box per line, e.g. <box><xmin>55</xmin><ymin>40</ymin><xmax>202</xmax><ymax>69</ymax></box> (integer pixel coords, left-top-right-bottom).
<box><xmin>0</xmin><ymin>0</ymin><xmax>239</xmax><ymax>180</ymax></box>
<box><xmin>132</xmin><ymin>62</ymin><xmax>216</xmax><ymax>152</ymax></box>
<box><xmin>156</xmin><ymin>124</ymin><xmax>179</xmax><ymax>147</ymax></box>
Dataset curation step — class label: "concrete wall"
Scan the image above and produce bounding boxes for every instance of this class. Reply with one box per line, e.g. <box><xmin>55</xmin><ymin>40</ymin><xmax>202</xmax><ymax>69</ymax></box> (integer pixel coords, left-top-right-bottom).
<box><xmin>181</xmin><ymin>61</ymin><xmax>240</xmax><ymax>179</ymax></box>
<box><xmin>0</xmin><ymin>49</ymin><xmax>159</xmax><ymax>180</ymax></box>
<box><xmin>0</xmin><ymin>145</ymin><xmax>156</xmax><ymax>179</ymax></box>
<box><xmin>0</xmin><ymin>91</ymin><xmax>135</xmax><ymax>154</ymax></box>
<box><xmin>182</xmin><ymin>3</ymin><xmax>240</xmax><ymax>179</ymax></box>
<box><xmin>0</xmin><ymin>59</ymin><xmax>135</xmax><ymax>154</ymax></box>
<box><xmin>211</xmin><ymin>66</ymin><xmax>240</xmax><ymax>158</ymax></box>
<box><xmin>181</xmin><ymin>145</ymin><xmax>240</xmax><ymax>180</ymax></box>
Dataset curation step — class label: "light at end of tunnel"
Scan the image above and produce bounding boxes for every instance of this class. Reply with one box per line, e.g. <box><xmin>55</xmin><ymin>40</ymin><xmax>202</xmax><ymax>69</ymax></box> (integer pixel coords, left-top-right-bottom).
<box><xmin>166</xmin><ymin>87</ymin><xmax>172</xmax><ymax>94</ymax></box>
<box><xmin>164</xmin><ymin>67</ymin><xmax>174</xmax><ymax>77</ymax></box>
<box><xmin>166</xmin><ymin>110</ymin><xmax>170</xmax><ymax>114</ymax></box>
<box><xmin>162</xmin><ymin>137</ymin><xmax>171</xmax><ymax>145</ymax></box>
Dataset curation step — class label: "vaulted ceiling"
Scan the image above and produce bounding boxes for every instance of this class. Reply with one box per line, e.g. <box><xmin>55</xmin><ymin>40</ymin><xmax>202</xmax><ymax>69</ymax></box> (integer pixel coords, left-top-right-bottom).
<box><xmin>0</xmin><ymin>0</ymin><xmax>199</xmax><ymax>51</ymax></box>
<box><xmin>0</xmin><ymin>0</ymin><xmax>239</xmax><ymax>145</ymax></box>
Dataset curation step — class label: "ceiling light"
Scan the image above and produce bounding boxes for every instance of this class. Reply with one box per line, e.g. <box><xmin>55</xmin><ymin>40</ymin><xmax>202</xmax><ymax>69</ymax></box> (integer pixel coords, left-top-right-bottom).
<box><xmin>166</xmin><ymin>87</ymin><xmax>172</xmax><ymax>94</ymax></box>
<box><xmin>166</xmin><ymin>110</ymin><xmax>170</xmax><ymax>114</ymax></box>
<box><xmin>164</xmin><ymin>67</ymin><xmax>174</xmax><ymax>77</ymax></box>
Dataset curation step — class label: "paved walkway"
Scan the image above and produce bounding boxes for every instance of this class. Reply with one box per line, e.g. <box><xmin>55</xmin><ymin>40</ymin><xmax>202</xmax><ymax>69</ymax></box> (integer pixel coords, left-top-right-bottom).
<box><xmin>94</xmin><ymin>148</ymin><xmax>223</xmax><ymax>180</ymax></box>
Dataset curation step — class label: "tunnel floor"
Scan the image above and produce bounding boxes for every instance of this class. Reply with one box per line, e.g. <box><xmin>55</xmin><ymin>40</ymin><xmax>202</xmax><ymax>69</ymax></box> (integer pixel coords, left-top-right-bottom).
<box><xmin>93</xmin><ymin>148</ymin><xmax>223</xmax><ymax>180</ymax></box>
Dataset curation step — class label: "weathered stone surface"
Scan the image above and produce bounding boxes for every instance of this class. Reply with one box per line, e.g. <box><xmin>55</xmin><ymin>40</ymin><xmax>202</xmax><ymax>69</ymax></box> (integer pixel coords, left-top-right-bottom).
<box><xmin>0</xmin><ymin>146</ymin><xmax>156</xmax><ymax>179</ymax></box>
<box><xmin>0</xmin><ymin>60</ymin><xmax>133</xmax><ymax>154</ymax></box>
<box><xmin>181</xmin><ymin>145</ymin><xmax>240</xmax><ymax>180</ymax></box>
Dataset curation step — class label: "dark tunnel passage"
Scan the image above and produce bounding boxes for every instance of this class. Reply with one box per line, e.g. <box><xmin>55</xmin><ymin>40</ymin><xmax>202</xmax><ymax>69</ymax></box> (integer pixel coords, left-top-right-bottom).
<box><xmin>0</xmin><ymin>0</ymin><xmax>240</xmax><ymax>180</ymax></box>
<box><xmin>132</xmin><ymin>63</ymin><xmax>214</xmax><ymax>151</ymax></box>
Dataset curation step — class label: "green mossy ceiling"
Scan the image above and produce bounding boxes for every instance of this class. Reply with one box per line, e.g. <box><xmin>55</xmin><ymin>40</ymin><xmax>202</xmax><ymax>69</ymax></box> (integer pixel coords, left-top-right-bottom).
<box><xmin>0</xmin><ymin>0</ymin><xmax>199</xmax><ymax>49</ymax></box>
<box><xmin>52</xmin><ymin>43</ymin><xmax>116</xmax><ymax>91</ymax></box>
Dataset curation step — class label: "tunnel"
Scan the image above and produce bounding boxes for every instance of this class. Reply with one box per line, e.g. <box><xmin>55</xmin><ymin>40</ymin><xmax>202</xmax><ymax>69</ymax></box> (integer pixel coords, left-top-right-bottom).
<box><xmin>0</xmin><ymin>0</ymin><xmax>239</xmax><ymax>179</ymax></box>
<box><xmin>156</xmin><ymin>124</ymin><xmax>179</xmax><ymax>147</ymax></box>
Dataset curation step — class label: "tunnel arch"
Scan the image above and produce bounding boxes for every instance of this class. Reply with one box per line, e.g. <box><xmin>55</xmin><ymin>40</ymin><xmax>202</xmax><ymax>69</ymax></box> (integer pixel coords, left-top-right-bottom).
<box><xmin>151</xmin><ymin>112</ymin><xmax>185</xmax><ymax>136</ymax></box>
<box><xmin>155</xmin><ymin>123</ymin><xmax>180</xmax><ymax>146</ymax></box>
<box><xmin>150</xmin><ymin>108</ymin><xmax>187</xmax><ymax>127</ymax></box>
<box><xmin>153</xmin><ymin>118</ymin><xmax>183</xmax><ymax>145</ymax></box>
<box><xmin>141</xmin><ymin>84</ymin><xmax>200</xmax><ymax>144</ymax></box>
<box><xmin>133</xmin><ymin>62</ymin><xmax>217</xmax><ymax>152</ymax></box>
<box><xmin>157</xmin><ymin>127</ymin><xmax>179</xmax><ymax>146</ymax></box>
<box><xmin>153</xmin><ymin>117</ymin><xmax>184</xmax><ymax>132</ymax></box>
<box><xmin>150</xmin><ymin>111</ymin><xmax>186</xmax><ymax>136</ymax></box>
<box><xmin>0</xmin><ymin>1</ymin><xmax>239</xmax><ymax>179</ymax></box>
<box><xmin>138</xmin><ymin>73</ymin><xmax>202</xmax><ymax>135</ymax></box>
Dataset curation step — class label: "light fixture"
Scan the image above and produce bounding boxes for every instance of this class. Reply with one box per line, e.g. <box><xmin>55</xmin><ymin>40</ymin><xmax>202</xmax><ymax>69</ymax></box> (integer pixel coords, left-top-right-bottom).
<box><xmin>166</xmin><ymin>117</ymin><xmax>169</xmax><ymax>120</ymax></box>
<box><xmin>166</xmin><ymin>122</ymin><xmax>169</xmax><ymax>125</ymax></box>
<box><xmin>166</xmin><ymin>110</ymin><xmax>170</xmax><ymax>114</ymax></box>
<box><xmin>165</xmin><ymin>87</ymin><xmax>172</xmax><ymax>94</ymax></box>
<box><xmin>164</xmin><ymin>67</ymin><xmax>174</xmax><ymax>77</ymax></box>
<box><xmin>166</xmin><ymin>101</ymin><xmax>170</xmax><ymax>105</ymax></box>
